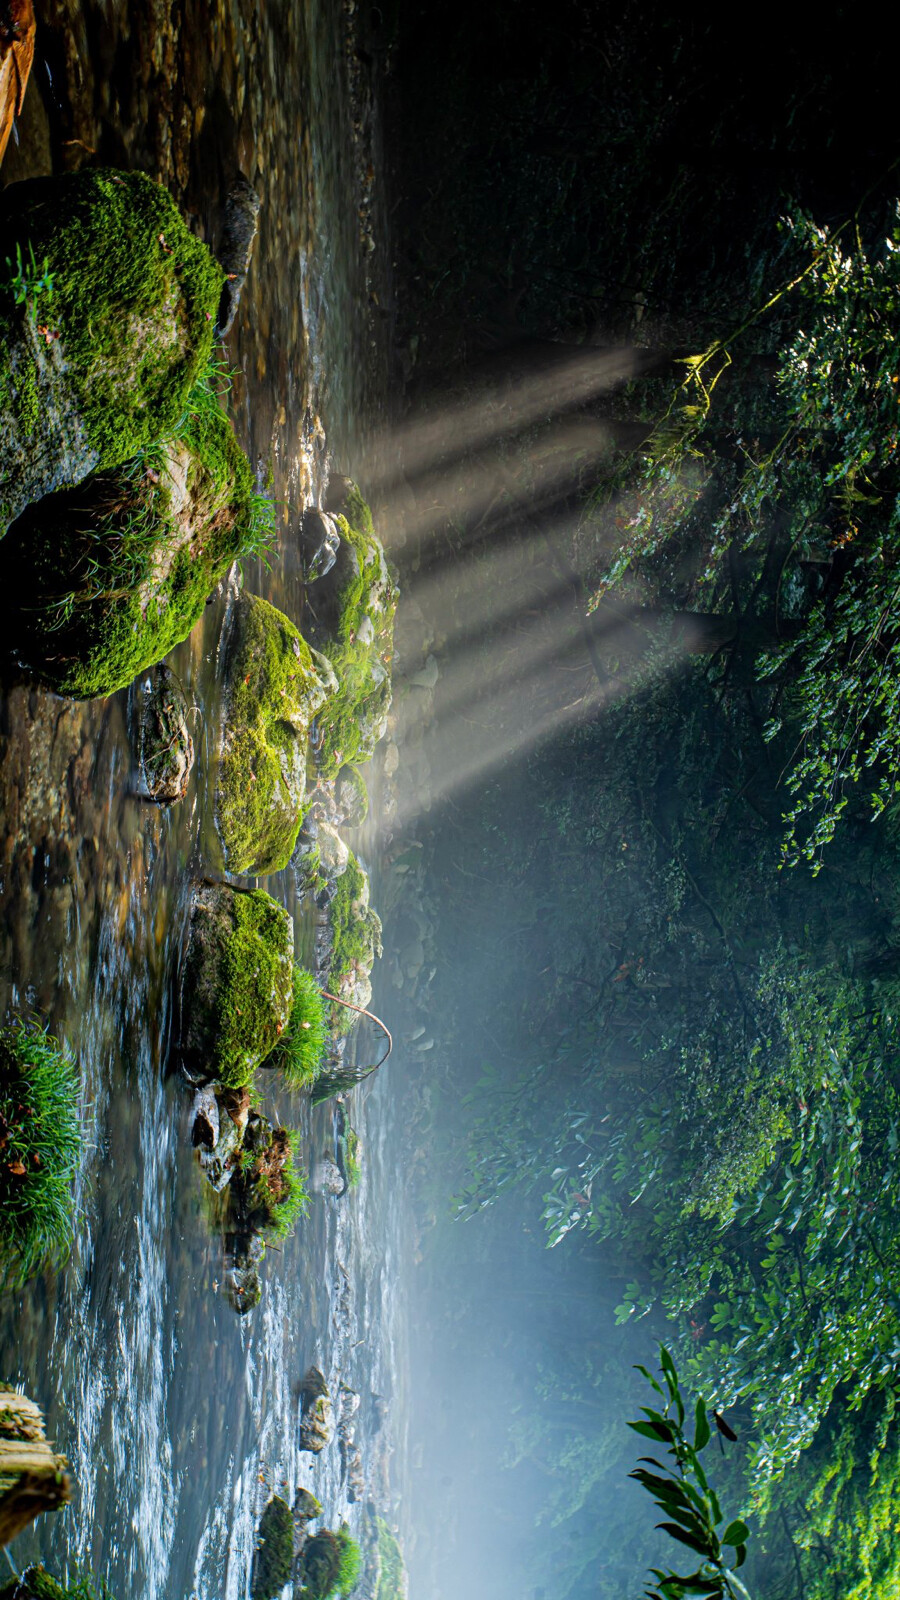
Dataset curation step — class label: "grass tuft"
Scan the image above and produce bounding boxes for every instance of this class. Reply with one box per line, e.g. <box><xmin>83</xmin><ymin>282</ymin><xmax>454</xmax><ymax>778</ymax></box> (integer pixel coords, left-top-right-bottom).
<box><xmin>0</xmin><ymin>1021</ymin><xmax>81</xmax><ymax>1289</ymax></box>
<box><xmin>266</xmin><ymin>968</ymin><xmax>328</xmax><ymax>1089</ymax></box>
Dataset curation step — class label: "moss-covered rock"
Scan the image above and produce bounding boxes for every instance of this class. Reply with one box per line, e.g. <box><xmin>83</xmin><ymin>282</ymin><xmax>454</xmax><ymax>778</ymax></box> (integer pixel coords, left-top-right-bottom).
<box><xmin>0</xmin><ymin>404</ymin><xmax>258</xmax><ymax>697</ymax></box>
<box><xmin>180</xmin><ymin>882</ymin><xmax>294</xmax><ymax>1088</ymax></box>
<box><xmin>251</xmin><ymin>1495</ymin><xmax>294</xmax><ymax>1600</ymax></box>
<box><xmin>326</xmin><ymin>853</ymin><xmax>382</xmax><ymax>1037</ymax></box>
<box><xmin>335</xmin><ymin>764</ymin><xmax>369</xmax><ymax>826</ymax></box>
<box><xmin>0</xmin><ymin>168</ymin><xmax>222</xmax><ymax>531</ymax></box>
<box><xmin>299</xmin><ymin>1526</ymin><xmax>361</xmax><ymax>1599</ymax></box>
<box><xmin>306</xmin><ymin>481</ymin><xmax>398</xmax><ymax>778</ymax></box>
<box><xmin>217</xmin><ymin>594</ymin><xmax>336</xmax><ymax>874</ymax></box>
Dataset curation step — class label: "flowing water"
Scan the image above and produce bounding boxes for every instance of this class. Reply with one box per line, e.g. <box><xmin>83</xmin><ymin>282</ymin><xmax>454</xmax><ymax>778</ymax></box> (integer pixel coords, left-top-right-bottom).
<box><xmin>0</xmin><ymin>1</ymin><xmax>406</xmax><ymax>1593</ymax></box>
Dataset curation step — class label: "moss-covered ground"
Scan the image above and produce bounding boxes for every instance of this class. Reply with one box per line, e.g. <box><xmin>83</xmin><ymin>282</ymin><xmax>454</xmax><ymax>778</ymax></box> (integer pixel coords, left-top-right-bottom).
<box><xmin>309</xmin><ymin>484</ymin><xmax>397</xmax><ymax>778</ymax></box>
<box><xmin>183</xmin><ymin>885</ymin><xmax>294</xmax><ymax>1088</ymax></box>
<box><xmin>217</xmin><ymin>595</ymin><xmax>331</xmax><ymax>873</ymax></box>
<box><xmin>0</xmin><ymin>401</ymin><xmax>260</xmax><ymax>697</ymax></box>
<box><xmin>0</xmin><ymin>168</ymin><xmax>222</xmax><ymax>530</ymax></box>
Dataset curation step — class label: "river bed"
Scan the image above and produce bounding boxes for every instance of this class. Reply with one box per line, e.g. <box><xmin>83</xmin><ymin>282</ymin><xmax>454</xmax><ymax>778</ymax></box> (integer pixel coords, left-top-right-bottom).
<box><xmin>0</xmin><ymin>0</ymin><xmax>406</xmax><ymax>1594</ymax></box>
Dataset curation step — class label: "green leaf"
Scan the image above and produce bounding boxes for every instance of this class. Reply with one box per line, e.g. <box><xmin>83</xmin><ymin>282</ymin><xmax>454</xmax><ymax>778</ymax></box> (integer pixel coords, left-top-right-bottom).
<box><xmin>694</xmin><ymin>1396</ymin><xmax>711</xmax><ymax>1453</ymax></box>
<box><xmin>721</xmin><ymin>1520</ymin><xmax>750</xmax><ymax>1546</ymax></box>
<box><xmin>655</xmin><ymin>1522</ymin><xmax>715</xmax><ymax>1557</ymax></box>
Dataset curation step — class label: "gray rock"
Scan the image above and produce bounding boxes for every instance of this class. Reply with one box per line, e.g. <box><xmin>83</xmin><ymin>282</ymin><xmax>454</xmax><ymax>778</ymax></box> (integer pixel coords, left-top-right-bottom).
<box><xmin>132</xmin><ymin>664</ymin><xmax>195</xmax><ymax>805</ymax></box>
<box><xmin>215</xmin><ymin>176</ymin><xmax>262</xmax><ymax>337</ymax></box>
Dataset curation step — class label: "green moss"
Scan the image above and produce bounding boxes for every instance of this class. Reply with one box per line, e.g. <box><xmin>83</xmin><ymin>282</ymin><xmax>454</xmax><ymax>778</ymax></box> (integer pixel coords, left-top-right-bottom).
<box><xmin>309</xmin><ymin>484</ymin><xmax>397</xmax><ymax>779</ymax></box>
<box><xmin>0</xmin><ymin>404</ymin><xmax>258</xmax><ymax>697</ymax></box>
<box><xmin>263</xmin><ymin>967</ymin><xmax>328</xmax><ymax>1088</ymax></box>
<box><xmin>327</xmin><ymin>854</ymin><xmax>383</xmax><ymax>1037</ymax></box>
<box><xmin>374</xmin><ymin>1518</ymin><xmax>406</xmax><ymax>1600</ymax></box>
<box><xmin>252</xmin><ymin>1496</ymin><xmax>295</xmax><ymax>1600</ymax></box>
<box><xmin>217</xmin><ymin>595</ymin><xmax>332</xmax><ymax>873</ymax></box>
<box><xmin>300</xmin><ymin>1526</ymin><xmax>361</xmax><ymax>1599</ymax></box>
<box><xmin>182</xmin><ymin>885</ymin><xmax>294</xmax><ymax>1088</ymax></box>
<box><xmin>0</xmin><ymin>1569</ymin><xmax>113</xmax><ymax>1600</ymax></box>
<box><xmin>0</xmin><ymin>168</ymin><xmax>222</xmax><ymax>511</ymax></box>
<box><xmin>0</xmin><ymin>1021</ymin><xmax>81</xmax><ymax>1288</ymax></box>
<box><xmin>345</xmin><ymin>1127</ymin><xmax>362</xmax><ymax>1190</ymax></box>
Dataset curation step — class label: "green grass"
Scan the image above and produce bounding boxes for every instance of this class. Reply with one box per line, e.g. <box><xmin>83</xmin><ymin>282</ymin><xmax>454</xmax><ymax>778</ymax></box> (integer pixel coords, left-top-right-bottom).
<box><xmin>0</xmin><ymin>1021</ymin><xmax>81</xmax><ymax>1289</ymax></box>
<box><xmin>265</xmin><ymin>968</ymin><xmax>328</xmax><ymax>1089</ymax></box>
<box><xmin>345</xmin><ymin>1127</ymin><xmax>361</xmax><ymax>1190</ymax></box>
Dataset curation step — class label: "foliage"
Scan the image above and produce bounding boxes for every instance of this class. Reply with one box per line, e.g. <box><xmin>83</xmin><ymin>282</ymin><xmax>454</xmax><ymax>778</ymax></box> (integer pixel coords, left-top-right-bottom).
<box><xmin>0</xmin><ymin>1020</ymin><xmax>81</xmax><ymax>1288</ymax></box>
<box><xmin>629</xmin><ymin>1348</ymin><xmax>751</xmax><ymax>1600</ymax></box>
<box><xmin>251</xmin><ymin>1495</ymin><xmax>295</xmax><ymax>1600</ymax></box>
<box><xmin>265</xmin><ymin>967</ymin><xmax>328</xmax><ymax>1089</ymax></box>
<box><xmin>586</xmin><ymin>204</ymin><xmax>900</xmax><ymax>870</ymax></box>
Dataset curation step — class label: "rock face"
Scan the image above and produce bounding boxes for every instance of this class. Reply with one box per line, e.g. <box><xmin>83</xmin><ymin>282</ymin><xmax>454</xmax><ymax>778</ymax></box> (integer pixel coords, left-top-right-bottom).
<box><xmin>305</xmin><ymin>480</ymin><xmax>398</xmax><ymax>778</ymax></box>
<box><xmin>216</xmin><ymin>594</ymin><xmax>336</xmax><ymax>874</ymax></box>
<box><xmin>215</xmin><ymin>175</ymin><xmax>261</xmax><ymax>338</ymax></box>
<box><xmin>180</xmin><ymin>882</ymin><xmax>294</xmax><ymax>1087</ymax></box>
<box><xmin>0</xmin><ymin>405</ymin><xmax>259</xmax><ymax>697</ymax></box>
<box><xmin>0</xmin><ymin>168</ymin><xmax>222</xmax><ymax>533</ymax></box>
<box><xmin>299</xmin><ymin>506</ymin><xmax>341</xmax><ymax>582</ymax></box>
<box><xmin>132</xmin><ymin>665</ymin><xmax>195</xmax><ymax>803</ymax></box>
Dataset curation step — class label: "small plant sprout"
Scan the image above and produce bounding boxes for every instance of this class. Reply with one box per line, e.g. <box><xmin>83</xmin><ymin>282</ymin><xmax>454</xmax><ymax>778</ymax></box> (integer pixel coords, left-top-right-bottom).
<box><xmin>4</xmin><ymin>241</ymin><xmax>55</xmax><ymax>320</ymax></box>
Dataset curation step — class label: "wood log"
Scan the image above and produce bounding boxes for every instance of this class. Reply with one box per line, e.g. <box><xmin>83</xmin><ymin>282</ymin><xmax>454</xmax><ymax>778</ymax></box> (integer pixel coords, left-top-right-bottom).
<box><xmin>0</xmin><ymin>0</ymin><xmax>35</xmax><ymax>170</ymax></box>
<box><xmin>0</xmin><ymin>1388</ymin><xmax>70</xmax><ymax>1547</ymax></box>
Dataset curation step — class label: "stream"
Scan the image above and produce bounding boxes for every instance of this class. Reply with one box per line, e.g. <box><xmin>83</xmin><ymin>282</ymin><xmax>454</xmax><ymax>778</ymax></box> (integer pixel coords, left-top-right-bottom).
<box><xmin>0</xmin><ymin>0</ymin><xmax>407</xmax><ymax>1594</ymax></box>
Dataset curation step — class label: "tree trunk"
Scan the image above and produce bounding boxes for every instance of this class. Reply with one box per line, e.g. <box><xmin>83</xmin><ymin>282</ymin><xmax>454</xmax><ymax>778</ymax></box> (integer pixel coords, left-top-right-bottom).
<box><xmin>0</xmin><ymin>1388</ymin><xmax>71</xmax><ymax>1547</ymax></box>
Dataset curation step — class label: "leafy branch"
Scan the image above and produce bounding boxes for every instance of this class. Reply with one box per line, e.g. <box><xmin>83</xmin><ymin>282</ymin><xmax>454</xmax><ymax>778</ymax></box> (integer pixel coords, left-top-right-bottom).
<box><xmin>629</xmin><ymin>1347</ymin><xmax>752</xmax><ymax>1600</ymax></box>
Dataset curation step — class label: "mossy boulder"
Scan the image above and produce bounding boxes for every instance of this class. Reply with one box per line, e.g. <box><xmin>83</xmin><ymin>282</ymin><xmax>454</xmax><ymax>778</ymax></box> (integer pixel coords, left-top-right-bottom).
<box><xmin>0</xmin><ymin>167</ymin><xmax>222</xmax><ymax>532</ymax></box>
<box><xmin>217</xmin><ymin>594</ymin><xmax>336</xmax><ymax>874</ymax></box>
<box><xmin>326</xmin><ymin>853</ymin><xmax>382</xmax><ymax>1037</ymax></box>
<box><xmin>299</xmin><ymin>1526</ymin><xmax>360</xmax><ymax>1599</ymax></box>
<box><xmin>335</xmin><ymin>764</ymin><xmax>369</xmax><ymax>826</ymax></box>
<box><xmin>306</xmin><ymin>481</ymin><xmax>398</xmax><ymax>778</ymax></box>
<box><xmin>180</xmin><ymin>882</ymin><xmax>294</xmax><ymax>1088</ymax></box>
<box><xmin>0</xmin><ymin>405</ymin><xmax>259</xmax><ymax>697</ymax></box>
<box><xmin>251</xmin><ymin>1495</ymin><xmax>294</xmax><ymax>1600</ymax></box>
